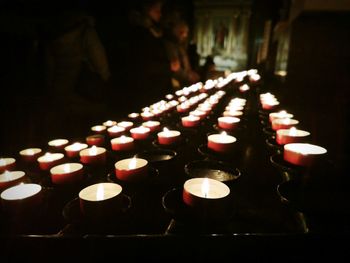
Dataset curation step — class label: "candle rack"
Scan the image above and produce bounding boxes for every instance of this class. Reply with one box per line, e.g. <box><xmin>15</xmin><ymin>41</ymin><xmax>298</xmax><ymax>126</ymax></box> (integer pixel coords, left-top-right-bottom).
<box><xmin>265</xmin><ymin>137</ymin><xmax>283</xmax><ymax>155</ymax></box>
<box><xmin>184</xmin><ymin>159</ymin><xmax>241</xmax><ymax>186</ymax></box>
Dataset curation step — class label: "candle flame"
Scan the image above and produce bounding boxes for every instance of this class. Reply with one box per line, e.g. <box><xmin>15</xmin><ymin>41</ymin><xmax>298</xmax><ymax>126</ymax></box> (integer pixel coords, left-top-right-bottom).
<box><xmin>120</xmin><ymin>135</ymin><xmax>127</xmax><ymax>143</ymax></box>
<box><xmin>3</xmin><ymin>170</ymin><xmax>11</xmax><ymax>180</ymax></box>
<box><xmin>163</xmin><ymin>127</ymin><xmax>170</xmax><ymax>136</ymax></box>
<box><xmin>96</xmin><ymin>183</ymin><xmax>104</xmax><ymax>201</ymax></box>
<box><xmin>63</xmin><ymin>164</ymin><xmax>70</xmax><ymax>173</ymax></box>
<box><xmin>129</xmin><ymin>157</ymin><xmax>137</xmax><ymax>169</ymax></box>
<box><xmin>279</xmin><ymin>110</ymin><xmax>287</xmax><ymax>115</ymax></box>
<box><xmin>220</xmin><ymin>131</ymin><xmax>228</xmax><ymax>137</ymax></box>
<box><xmin>201</xmin><ymin>178</ymin><xmax>210</xmax><ymax>198</ymax></box>
<box><xmin>90</xmin><ymin>146</ymin><xmax>97</xmax><ymax>155</ymax></box>
<box><xmin>289</xmin><ymin>127</ymin><xmax>297</xmax><ymax>136</ymax></box>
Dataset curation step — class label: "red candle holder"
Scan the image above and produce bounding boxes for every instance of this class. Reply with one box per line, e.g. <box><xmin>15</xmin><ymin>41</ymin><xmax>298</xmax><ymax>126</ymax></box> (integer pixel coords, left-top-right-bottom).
<box><xmin>218</xmin><ymin>116</ymin><xmax>240</xmax><ymax>130</ymax></box>
<box><xmin>0</xmin><ymin>171</ymin><xmax>26</xmax><ymax>192</ymax></box>
<box><xmin>50</xmin><ymin>163</ymin><xmax>84</xmax><ymax>184</ymax></box>
<box><xmin>207</xmin><ymin>133</ymin><xmax>236</xmax><ymax>153</ymax></box>
<box><xmin>65</xmin><ymin>143</ymin><xmax>88</xmax><ymax>158</ymax></box>
<box><xmin>272</xmin><ymin>118</ymin><xmax>299</xmax><ymax>131</ymax></box>
<box><xmin>142</xmin><ymin>121</ymin><xmax>161</xmax><ymax>133</ymax></box>
<box><xmin>157</xmin><ymin>128</ymin><xmax>181</xmax><ymax>145</ymax></box>
<box><xmin>79</xmin><ymin>146</ymin><xmax>106</xmax><ymax>165</ymax></box>
<box><xmin>115</xmin><ymin>157</ymin><xmax>148</xmax><ymax>182</ymax></box>
<box><xmin>0</xmin><ymin>158</ymin><xmax>16</xmax><ymax>173</ymax></box>
<box><xmin>276</xmin><ymin>128</ymin><xmax>310</xmax><ymax>145</ymax></box>
<box><xmin>283</xmin><ymin>143</ymin><xmax>327</xmax><ymax>166</ymax></box>
<box><xmin>107</xmin><ymin>125</ymin><xmax>125</xmax><ymax>137</ymax></box>
<box><xmin>19</xmin><ymin>148</ymin><xmax>42</xmax><ymax>163</ymax></box>
<box><xmin>111</xmin><ymin>136</ymin><xmax>135</xmax><ymax>151</ymax></box>
<box><xmin>86</xmin><ymin>134</ymin><xmax>105</xmax><ymax>146</ymax></box>
<box><xmin>181</xmin><ymin>115</ymin><xmax>200</xmax><ymax>128</ymax></box>
<box><xmin>37</xmin><ymin>153</ymin><xmax>64</xmax><ymax>171</ymax></box>
<box><xmin>130</xmin><ymin>126</ymin><xmax>151</xmax><ymax>140</ymax></box>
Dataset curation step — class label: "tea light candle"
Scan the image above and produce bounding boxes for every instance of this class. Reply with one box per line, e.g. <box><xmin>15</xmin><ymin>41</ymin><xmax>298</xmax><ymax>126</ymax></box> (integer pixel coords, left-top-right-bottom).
<box><xmin>79</xmin><ymin>146</ymin><xmax>106</xmax><ymax>165</ymax></box>
<box><xmin>65</xmin><ymin>142</ymin><xmax>88</xmax><ymax>158</ymax></box>
<box><xmin>207</xmin><ymin>132</ymin><xmax>237</xmax><ymax>153</ymax></box>
<box><xmin>128</xmin><ymin>112</ymin><xmax>140</xmax><ymax>120</ymax></box>
<box><xmin>48</xmin><ymin>139</ymin><xmax>69</xmax><ymax>150</ymax></box>
<box><xmin>225</xmin><ymin>105</ymin><xmax>244</xmax><ymax>112</ymax></box>
<box><xmin>111</xmin><ymin>135</ymin><xmax>135</xmax><ymax>151</ymax></box>
<box><xmin>1</xmin><ymin>183</ymin><xmax>43</xmax><ymax>215</ymax></box>
<box><xmin>50</xmin><ymin>163</ymin><xmax>84</xmax><ymax>184</ymax></box>
<box><xmin>142</xmin><ymin>121</ymin><xmax>161</xmax><ymax>132</ymax></box>
<box><xmin>284</xmin><ymin>143</ymin><xmax>327</xmax><ymax>166</ymax></box>
<box><xmin>181</xmin><ymin>115</ymin><xmax>201</xmax><ymax>127</ymax></box>
<box><xmin>218</xmin><ymin>116</ymin><xmax>240</xmax><ymax>130</ymax></box>
<box><xmin>0</xmin><ymin>171</ymin><xmax>26</xmax><ymax>192</ymax></box>
<box><xmin>190</xmin><ymin>110</ymin><xmax>207</xmax><ymax>120</ymax></box>
<box><xmin>157</xmin><ymin>127</ymin><xmax>181</xmax><ymax>145</ymax></box>
<box><xmin>91</xmin><ymin>125</ymin><xmax>107</xmax><ymax>134</ymax></box>
<box><xmin>117</xmin><ymin>121</ymin><xmax>134</xmax><ymax>131</ymax></box>
<box><xmin>272</xmin><ymin>118</ymin><xmax>299</xmax><ymax>131</ymax></box>
<box><xmin>276</xmin><ymin>127</ymin><xmax>310</xmax><ymax>145</ymax></box>
<box><xmin>79</xmin><ymin>182</ymin><xmax>123</xmax><ymax>217</ymax></box>
<box><xmin>223</xmin><ymin>110</ymin><xmax>243</xmax><ymax>118</ymax></box>
<box><xmin>103</xmin><ymin>120</ymin><xmax>117</xmax><ymax>127</ymax></box>
<box><xmin>130</xmin><ymin>126</ymin><xmax>151</xmax><ymax>140</ymax></box>
<box><xmin>269</xmin><ymin>110</ymin><xmax>294</xmax><ymax>123</ymax></box>
<box><xmin>182</xmin><ymin>178</ymin><xmax>230</xmax><ymax>207</ymax></box>
<box><xmin>141</xmin><ymin>111</ymin><xmax>154</xmax><ymax>121</ymax></box>
<box><xmin>0</xmin><ymin>158</ymin><xmax>16</xmax><ymax>173</ymax></box>
<box><xmin>115</xmin><ymin>157</ymin><xmax>148</xmax><ymax>182</ymax></box>
<box><xmin>86</xmin><ymin>134</ymin><xmax>105</xmax><ymax>146</ymax></box>
<box><xmin>19</xmin><ymin>148</ymin><xmax>42</xmax><ymax>163</ymax></box>
<box><xmin>176</xmin><ymin>103</ymin><xmax>190</xmax><ymax>113</ymax></box>
<box><xmin>107</xmin><ymin>125</ymin><xmax>125</xmax><ymax>137</ymax></box>
<box><xmin>37</xmin><ymin>153</ymin><xmax>64</xmax><ymax>171</ymax></box>
<box><xmin>239</xmin><ymin>84</ymin><xmax>250</xmax><ymax>92</ymax></box>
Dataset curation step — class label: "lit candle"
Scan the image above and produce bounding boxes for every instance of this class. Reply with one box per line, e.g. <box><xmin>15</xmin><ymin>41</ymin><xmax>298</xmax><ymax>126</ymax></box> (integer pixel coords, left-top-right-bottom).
<box><xmin>189</xmin><ymin>110</ymin><xmax>207</xmax><ymax>120</ymax></box>
<box><xmin>142</xmin><ymin>121</ymin><xmax>161</xmax><ymax>132</ymax></box>
<box><xmin>111</xmin><ymin>135</ymin><xmax>135</xmax><ymax>151</ymax></box>
<box><xmin>157</xmin><ymin>127</ymin><xmax>181</xmax><ymax>145</ymax></box>
<box><xmin>176</xmin><ymin>103</ymin><xmax>190</xmax><ymax>113</ymax></box>
<box><xmin>0</xmin><ymin>158</ymin><xmax>16</xmax><ymax>173</ymax></box>
<box><xmin>140</xmin><ymin>111</ymin><xmax>154</xmax><ymax>121</ymax></box>
<box><xmin>79</xmin><ymin>183</ymin><xmax>123</xmax><ymax>217</ymax></box>
<box><xmin>272</xmin><ymin>118</ymin><xmax>299</xmax><ymax>131</ymax></box>
<box><xmin>128</xmin><ymin>112</ymin><xmax>140</xmax><ymax>120</ymax></box>
<box><xmin>269</xmin><ymin>110</ymin><xmax>294</xmax><ymax>123</ymax></box>
<box><xmin>115</xmin><ymin>157</ymin><xmax>148</xmax><ymax>182</ymax></box>
<box><xmin>284</xmin><ymin>143</ymin><xmax>327</xmax><ymax>166</ymax></box>
<box><xmin>103</xmin><ymin>120</ymin><xmax>117</xmax><ymax>127</ymax></box>
<box><xmin>239</xmin><ymin>84</ymin><xmax>250</xmax><ymax>92</ymax></box>
<box><xmin>276</xmin><ymin>127</ymin><xmax>310</xmax><ymax>145</ymax></box>
<box><xmin>37</xmin><ymin>153</ymin><xmax>64</xmax><ymax>171</ymax></box>
<box><xmin>223</xmin><ymin>110</ymin><xmax>243</xmax><ymax>118</ymax></box>
<box><xmin>181</xmin><ymin>115</ymin><xmax>201</xmax><ymax>128</ymax></box>
<box><xmin>0</xmin><ymin>171</ymin><xmax>26</xmax><ymax>192</ymax></box>
<box><xmin>117</xmin><ymin>121</ymin><xmax>134</xmax><ymax>131</ymax></box>
<box><xmin>207</xmin><ymin>132</ymin><xmax>237</xmax><ymax>153</ymax></box>
<box><xmin>91</xmin><ymin>125</ymin><xmax>107</xmax><ymax>134</ymax></box>
<box><xmin>107</xmin><ymin>125</ymin><xmax>125</xmax><ymax>137</ymax></box>
<box><xmin>50</xmin><ymin>163</ymin><xmax>84</xmax><ymax>184</ymax></box>
<box><xmin>19</xmin><ymin>148</ymin><xmax>42</xmax><ymax>163</ymax></box>
<box><xmin>130</xmin><ymin>126</ymin><xmax>151</xmax><ymax>140</ymax></box>
<box><xmin>225</xmin><ymin>105</ymin><xmax>244</xmax><ymax>112</ymax></box>
<box><xmin>79</xmin><ymin>146</ymin><xmax>106</xmax><ymax>165</ymax></box>
<box><xmin>182</xmin><ymin>178</ymin><xmax>230</xmax><ymax>207</ymax></box>
<box><xmin>1</xmin><ymin>183</ymin><xmax>43</xmax><ymax>216</ymax></box>
<box><xmin>218</xmin><ymin>116</ymin><xmax>240</xmax><ymax>130</ymax></box>
<box><xmin>48</xmin><ymin>139</ymin><xmax>69</xmax><ymax>150</ymax></box>
<box><xmin>86</xmin><ymin>134</ymin><xmax>105</xmax><ymax>146</ymax></box>
<box><xmin>65</xmin><ymin>142</ymin><xmax>88</xmax><ymax>158</ymax></box>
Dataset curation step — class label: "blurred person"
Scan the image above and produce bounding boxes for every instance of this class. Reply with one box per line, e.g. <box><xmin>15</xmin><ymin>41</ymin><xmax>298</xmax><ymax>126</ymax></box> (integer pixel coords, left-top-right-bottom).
<box><xmin>163</xmin><ymin>19</ymin><xmax>200</xmax><ymax>90</ymax></box>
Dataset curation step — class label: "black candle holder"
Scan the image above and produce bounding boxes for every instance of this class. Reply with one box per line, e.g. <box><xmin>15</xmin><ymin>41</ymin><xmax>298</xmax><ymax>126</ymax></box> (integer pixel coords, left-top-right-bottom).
<box><xmin>270</xmin><ymin>153</ymin><xmax>306</xmax><ymax>182</ymax></box>
<box><xmin>107</xmin><ymin>166</ymin><xmax>159</xmax><ymax>185</ymax></box>
<box><xmin>197</xmin><ymin>143</ymin><xmax>241</xmax><ymax>162</ymax></box>
<box><xmin>265</xmin><ymin>137</ymin><xmax>283</xmax><ymax>155</ymax></box>
<box><xmin>135</xmin><ymin>149</ymin><xmax>177</xmax><ymax>164</ymax></box>
<box><xmin>184</xmin><ymin>159</ymin><xmax>241</xmax><ymax>186</ymax></box>
<box><xmin>162</xmin><ymin>188</ymin><xmax>234</xmax><ymax>233</ymax></box>
<box><xmin>61</xmin><ymin>194</ymin><xmax>132</xmax><ymax>235</ymax></box>
<box><xmin>262</xmin><ymin>127</ymin><xmax>276</xmax><ymax>137</ymax></box>
<box><xmin>152</xmin><ymin>136</ymin><xmax>189</xmax><ymax>150</ymax></box>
